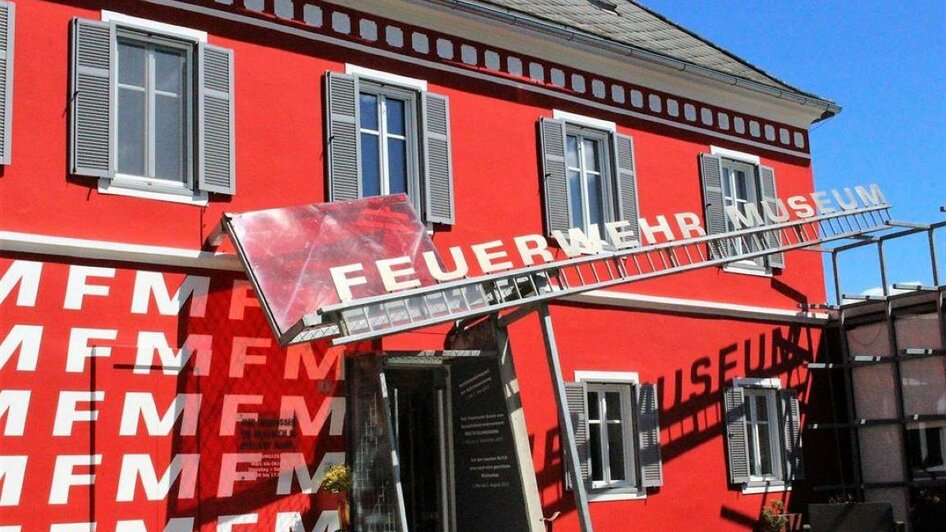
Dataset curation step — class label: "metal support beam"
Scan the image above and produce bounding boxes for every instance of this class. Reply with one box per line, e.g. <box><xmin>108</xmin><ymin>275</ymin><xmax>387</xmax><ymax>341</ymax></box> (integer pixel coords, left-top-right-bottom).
<box><xmin>537</xmin><ymin>304</ymin><xmax>593</xmax><ymax>532</ymax></box>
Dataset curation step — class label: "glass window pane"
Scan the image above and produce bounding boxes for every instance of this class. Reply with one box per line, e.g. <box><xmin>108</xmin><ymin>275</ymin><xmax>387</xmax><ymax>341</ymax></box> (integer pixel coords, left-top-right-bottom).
<box><xmin>582</xmin><ymin>138</ymin><xmax>600</xmax><ymax>172</ymax></box>
<box><xmin>359</xmin><ymin>93</ymin><xmax>379</xmax><ymax>131</ymax></box>
<box><xmin>757</xmin><ymin>422</ymin><xmax>774</xmax><ymax>475</ymax></box>
<box><xmin>754</xmin><ymin>395</ymin><xmax>770</xmax><ymax>423</ymax></box>
<box><xmin>117</xmin><ymin>88</ymin><xmax>146</xmax><ymax>176</ymax></box>
<box><xmin>926</xmin><ymin>427</ymin><xmax>945</xmax><ymax>467</ymax></box>
<box><xmin>118</xmin><ymin>41</ymin><xmax>146</xmax><ymax>87</ymax></box>
<box><xmin>586</xmin><ymin>392</ymin><xmax>599</xmax><ymax>421</ymax></box>
<box><xmin>607</xmin><ymin>424</ymin><xmax>626</xmax><ymax>480</ymax></box>
<box><xmin>387</xmin><ymin>138</ymin><xmax>407</xmax><ymax>194</ymax></box>
<box><xmin>722</xmin><ymin>167</ymin><xmax>733</xmax><ymax>199</ymax></box>
<box><xmin>747</xmin><ymin>422</ymin><xmax>759</xmax><ymax>476</ymax></box>
<box><xmin>154</xmin><ymin>48</ymin><xmax>184</xmax><ymax>95</ymax></box>
<box><xmin>587</xmin><ymin>172</ymin><xmax>604</xmax><ymax>229</ymax></box>
<box><xmin>589</xmin><ymin>425</ymin><xmax>603</xmax><ymax>481</ymax></box>
<box><xmin>604</xmin><ymin>392</ymin><xmax>622</xmax><ymax>421</ymax></box>
<box><xmin>385</xmin><ymin>97</ymin><xmax>406</xmax><ymax>136</ymax></box>
<box><xmin>567</xmin><ymin>170</ymin><xmax>583</xmax><ymax>229</ymax></box>
<box><xmin>735</xmin><ymin>170</ymin><xmax>749</xmax><ymax>201</ymax></box>
<box><xmin>154</xmin><ymin>94</ymin><xmax>184</xmax><ymax>182</ymax></box>
<box><xmin>360</xmin><ymin>132</ymin><xmax>381</xmax><ymax>197</ymax></box>
<box><xmin>565</xmin><ymin>135</ymin><xmax>579</xmax><ymax>168</ymax></box>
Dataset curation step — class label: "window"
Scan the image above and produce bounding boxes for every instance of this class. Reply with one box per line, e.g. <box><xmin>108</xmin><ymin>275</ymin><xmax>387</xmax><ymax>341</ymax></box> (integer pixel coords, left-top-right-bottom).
<box><xmin>698</xmin><ymin>148</ymin><xmax>784</xmax><ymax>271</ymax></box>
<box><xmin>565</xmin><ymin>129</ymin><xmax>610</xmax><ymax>233</ymax></box>
<box><xmin>907</xmin><ymin>423</ymin><xmax>946</xmax><ymax>476</ymax></box>
<box><xmin>70</xmin><ymin>14</ymin><xmax>235</xmax><ymax>203</ymax></box>
<box><xmin>539</xmin><ymin>114</ymin><xmax>639</xmax><ymax>240</ymax></box>
<box><xmin>116</xmin><ymin>35</ymin><xmax>192</xmax><ymax>187</ymax></box>
<box><xmin>325</xmin><ymin>67</ymin><xmax>455</xmax><ymax>225</ymax></box>
<box><xmin>358</xmin><ymin>84</ymin><xmax>417</xmax><ymax>199</ymax></box>
<box><xmin>723</xmin><ymin>380</ymin><xmax>802</xmax><ymax>492</ymax></box>
<box><xmin>564</xmin><ymin>373</ymin><xmax>662</xmax><ymax>500</ymax></box>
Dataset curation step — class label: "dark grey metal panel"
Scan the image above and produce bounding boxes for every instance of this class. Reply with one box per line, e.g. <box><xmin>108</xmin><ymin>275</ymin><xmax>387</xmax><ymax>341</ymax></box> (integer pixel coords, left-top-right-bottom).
<box><xmin>613</xmin><ymin>133</ymin><xmax>639</xmax><ymax>239</ymax></box>
<box><xmin>760</xmin><ymin>165</ymin><xmax>785</xmax><ymax>268</ymax></box>
<box><xmin>0</xmin><ymin>2</ymin><xmax>14</xmax><ymax>165</ymax></box>
<box><xmin>723</xmin><ymin>386</ymin><xmax>750</xmax><ymax>485</ymax></box>
<box><xmin>198</xmin><ymin>43</ymin><xmax>235</xmax><ymax>194</ymax></box>
<box><xmin>325</xmin><ymin>71</ymin><xmax>360</xmax><ymax>201</ymax></box>
<box><xmin>780</xmin><ymin>389</ymin><xmax>803</xmax><ymax>481</ymax></box>
<box><xmin>540</xmin><ymin>117</ymin><xmax>569</xmax><ymax>235</ymax></box>
<box><xmin>422</xmin><ymin>91</ymin><xmax>454</xmax><ymax>224</ymax></box>
<box><xmin>637</xmin><ymin>383</ymin><xmax>663</xmax><ymax>488</ymax></box>
<box><xmin>70</xmin><ymin>18</ymin><xmax>113</xmax><ymax>178</ymax></box>
<box><xmin>699</xmin><ymin>153</ymin><xmax>728</xmax><ymax>257</ymax></box>
<box><xmin>564</xmin><ymin>381</ymin><xmax>590</xmax><ymax>488</ymax></box>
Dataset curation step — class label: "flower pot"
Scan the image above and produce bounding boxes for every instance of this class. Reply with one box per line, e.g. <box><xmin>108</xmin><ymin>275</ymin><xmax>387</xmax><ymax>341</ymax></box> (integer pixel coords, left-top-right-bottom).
<box><xmin>337</xmin><ymin>496</ymin><xmax>351</xmax><ymax>531</ymax></box>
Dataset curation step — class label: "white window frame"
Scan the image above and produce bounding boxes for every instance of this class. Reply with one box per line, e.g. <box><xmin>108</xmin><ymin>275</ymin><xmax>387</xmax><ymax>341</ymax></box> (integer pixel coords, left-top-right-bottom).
<box><xmin>551</xmin><ymin>111</ymin><xmax>619</xmax><ymax>237</ymax></box>
<box><xmin>344</xmin><ymin>64</ymin><xmax>427</xmax><ymax>218</ymax></box>
<box><xmin>97</xmin><ymin>12</ymin><xmax>208</xmax><ymax>205</ymax></box>
<box><xmin>732</xmin><ymin>377</ymin><xmax>790</xmax><ymax>494</ymax></box>
<box><xmin>710</xmin><ymin>146</ymin><xmax>772</xmax><ymax>276</ymax></box>
<box><xmin>574</xmin><ymin>371</ymin><xmax>646</xmax><ymax>502</ymax></box>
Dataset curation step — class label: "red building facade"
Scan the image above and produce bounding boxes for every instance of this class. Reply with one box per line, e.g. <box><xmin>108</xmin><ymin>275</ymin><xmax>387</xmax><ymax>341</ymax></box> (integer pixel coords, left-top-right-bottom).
<box><xmin>1</xmin><ymin>1</ymin><xmax>844</xmax><ymax>530</ymax></box>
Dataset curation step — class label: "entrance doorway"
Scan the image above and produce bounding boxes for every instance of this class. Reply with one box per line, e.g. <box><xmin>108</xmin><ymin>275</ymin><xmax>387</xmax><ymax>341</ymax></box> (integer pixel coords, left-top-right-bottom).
<box><xmin>385</xmin><ymin>363</ymin><xmax>455</xmax><ymax>532</ymax></box>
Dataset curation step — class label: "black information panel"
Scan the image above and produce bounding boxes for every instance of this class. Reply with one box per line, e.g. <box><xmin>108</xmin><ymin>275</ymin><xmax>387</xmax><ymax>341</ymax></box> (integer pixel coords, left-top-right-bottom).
<box><xmin>449</xmin><ymin>357</ymin><xmax>531</xmax><ymax>532</ymax></box>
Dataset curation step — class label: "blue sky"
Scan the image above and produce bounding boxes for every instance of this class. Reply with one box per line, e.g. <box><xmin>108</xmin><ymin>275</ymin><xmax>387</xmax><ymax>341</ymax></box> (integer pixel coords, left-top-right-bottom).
<box><xmin>641</xmin><ymin>0</ymin><xmax>945</xmax><ymax>301</ymax></box>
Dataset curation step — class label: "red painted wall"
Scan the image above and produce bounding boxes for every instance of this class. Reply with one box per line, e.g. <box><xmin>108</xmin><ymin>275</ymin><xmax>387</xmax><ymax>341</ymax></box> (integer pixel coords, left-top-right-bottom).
<box><xmin>0</xmin><ymin>1</ymin><xmax>828</xmax><ymax>530</ymax></box>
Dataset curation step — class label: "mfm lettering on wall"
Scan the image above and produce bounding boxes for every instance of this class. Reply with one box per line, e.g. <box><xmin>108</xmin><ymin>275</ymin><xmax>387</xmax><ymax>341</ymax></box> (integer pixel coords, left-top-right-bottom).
<box><xmin>330</xmin><ymin>184</ymin><xmax>887</xmax><ymax>301</ymax></box>
<box><xmin>0</xmin><ymin>260</ymin><xmax>354</xmax><ymax>530</ymax></box>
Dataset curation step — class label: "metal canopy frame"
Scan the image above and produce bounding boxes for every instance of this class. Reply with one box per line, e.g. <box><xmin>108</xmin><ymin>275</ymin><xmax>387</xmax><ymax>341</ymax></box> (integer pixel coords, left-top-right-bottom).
<box><xmin>804</xmin><ymin>210</ymin><xmax>946</xmax><ymax>511</ymax></box>
<box><xmin>223</xmin><ymin>199</ymin><xmax>920</xmax><ymax>532</ymax></box>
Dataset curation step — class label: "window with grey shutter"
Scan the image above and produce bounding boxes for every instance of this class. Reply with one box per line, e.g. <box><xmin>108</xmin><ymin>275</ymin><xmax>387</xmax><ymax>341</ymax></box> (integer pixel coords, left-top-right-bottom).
<box><xmin>421</xmin><ymin>92</ymin><xmax>454</xmax><ymax>224</ymax></box>
<box><xmin>563</xmin><ymin>381</ymin><xmax>590</xmax><ymax>489</ymax></box>
<box><xmin>636</xmin><ymin>383</ymin><xmax>663</xmax><ymax>488</ymax></box>
<box><xmin>197</xmin><ymin>43</ymin><xmax>235</xmax><ymax>195</ymax></box>
<box><xmin>0</xmin><ymin>2</ymin><xmax>14</xmax><ymax>165</ymax></box>
<box><xmin>699</xmin><ymin>153</ymin><xmax>728</xmax><ymax>258</ymax></box>
<box><xmin>723</xmin><ymin>387</ymin><xmax>751</xmax><ymax>485</ymax></box>
<box><xmin>780</xmin><ymin>389</ymin><xmax>803</xmax><ymax>481</ymax></box>
<box><xmin>325</xmin><ymin>71</ymin><xmax>361</xmax><ymax>201</ymax></box>
<box><xmin>759</xmin><ymin>165</ymin><xmax>784</xmax><ymax>268</ymax></box>
<box><xmin>540</xmin><ymin>118</ymin><xmax>569</xmax><ymax>236</ymax></box>
<box><xmin>70</xmin><ymin>18</ymin><xmax>114</xmax><ymax>178</ymax></box>
<box><xmin>612</xmin><ymin>133</ymin><xmax>639</xmax><ymax>239</ymax></box>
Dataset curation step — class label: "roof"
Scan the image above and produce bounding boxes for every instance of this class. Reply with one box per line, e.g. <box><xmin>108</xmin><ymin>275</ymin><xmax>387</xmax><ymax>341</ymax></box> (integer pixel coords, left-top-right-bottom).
<box><xmin>463</xmin><ymin>0</ymin><xmax>825</xmax><ymax>101</ymax></box>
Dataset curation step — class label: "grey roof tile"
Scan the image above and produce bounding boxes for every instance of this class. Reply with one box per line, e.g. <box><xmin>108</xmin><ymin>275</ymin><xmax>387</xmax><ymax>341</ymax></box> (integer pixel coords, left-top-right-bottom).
<box><xmin>464</xmin><ymin>0</ymin><xmax>818</xmax><ymax>97</ymax></box>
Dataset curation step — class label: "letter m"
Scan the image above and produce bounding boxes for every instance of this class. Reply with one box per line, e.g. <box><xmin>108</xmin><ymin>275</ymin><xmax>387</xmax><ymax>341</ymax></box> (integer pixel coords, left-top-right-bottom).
<box><xmin>134</xmin><ymin>332</ymin><xmax>212</xmax><ymax>375</ymax></box>
<box><xmin>0</xmin><ymin>325</ymin><xmax>42</xmax><ymax>372</ymax></box>
<box><xmin>120</xmin><ymin>393</ymin><xmax>201</xmax><ymax>436</ymax></box>
<box><xmin>276</xmin><ymin>452</ymin><xmax>345</xmax><ymax>495</ymax></box>
<box><xmin>116</xmin><ymin>454</ymin><xmax>199</xmax><ymax>502</ymax></box>
<box><xmin>131</xmin><ymin>271</ymin><xmax>209</xmax><ymax>317</ymax></box>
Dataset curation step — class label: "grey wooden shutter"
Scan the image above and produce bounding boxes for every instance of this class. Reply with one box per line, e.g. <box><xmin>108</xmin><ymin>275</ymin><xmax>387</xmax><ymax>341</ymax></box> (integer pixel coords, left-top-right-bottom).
<box><xmin>612</xmin><ymin>133</ymin><xmax>639</xmax><ymax>239</ymax></box>
<box><xmin>70</xmin><ymin>18</ymin><xmax>113</xmax><ymax>178</ymax></box>
<box><xmin>421</xmin><ymin>92</ymin><xmax>454</xmax><ymax>224</ymax></box>
<box><xmin>563</xmin><ymin>381</ymin><xmax>590</xmax><ymax>489</ymax></box>
<box><xmin>723</xmin><ymin>387</ymin><xmax>750</xmax><ymax>485</ymax></box>
<box><xmin>780</xmin><ymin>389</ymin><xmax>803</xmax><ymax>481</ymax></box>
<box><xmin>636</xmin><ymin>383</ymin><xmax>663</xmax><ymax>488</ymax></box>
<box><xmin>759</xmin><ymin>165</ymin><xmax>784</xmax><ymax>268</ymax></box>
<box><xmin>0</xmin><ymin>2</ymin><xmax>14</xmax><ymax>165</ymax></box>
<box><xmin>540</xmin><ymin>118</ymin><xmax>569</xmax><ymax>236</ymax></box>
<box><xmin>197</xmin><ymin>43</ymin><xmax>235</xmax><ymax>194</ymax></box>
<box><xmin>699</xmin><ymin>153</ymin><xmax>728</xmax><ymax>258</ymax></box>
<box><xmin>325</xmin><ymin>71</ymin><xmax>360</xmax><ymax>201</ymax></box>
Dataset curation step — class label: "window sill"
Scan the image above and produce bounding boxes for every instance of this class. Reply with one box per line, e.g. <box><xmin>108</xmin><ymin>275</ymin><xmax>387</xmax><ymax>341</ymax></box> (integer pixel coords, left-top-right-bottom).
<box><xmin>722</xmin><ymin>262</ymin><xmax>772</xmax><ymax>278</ymax></box>
<box><xmin>588</xmin><ymin>489</ymin><xmax>647</xmax><ymax>502</ymax></box>
<box><xmin>741</xmin><ymin>482</ymin><xmax>791</xmax><ymax>495</ymax></box>
<box><xmin>98</xmin><ymin>178</ymin><xmax>209</xmax><ymax>206</ymax></box>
